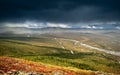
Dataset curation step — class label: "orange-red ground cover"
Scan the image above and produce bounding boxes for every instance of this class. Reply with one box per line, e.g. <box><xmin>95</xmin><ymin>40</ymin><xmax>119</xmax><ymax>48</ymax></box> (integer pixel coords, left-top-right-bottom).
<box><xmin>0</xmin><ymin>56</ymin><xmax>96</xmax><ymax>75</ymax></box>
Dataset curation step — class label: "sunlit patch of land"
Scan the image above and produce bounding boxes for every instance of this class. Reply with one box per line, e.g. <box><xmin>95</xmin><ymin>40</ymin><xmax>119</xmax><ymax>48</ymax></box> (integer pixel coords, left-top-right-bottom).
<box><xmin>1</xmin><ymin>56</ymin><xmax>99</xmax><ymax>75</ymax></box>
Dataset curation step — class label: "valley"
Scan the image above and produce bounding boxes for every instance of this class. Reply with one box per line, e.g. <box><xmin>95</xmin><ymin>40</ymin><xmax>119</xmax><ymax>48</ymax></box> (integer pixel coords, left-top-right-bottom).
<box><xmin>0</xmin><ymin>31</ymin><xmax>120</xmax><ymax>75</ymax></box>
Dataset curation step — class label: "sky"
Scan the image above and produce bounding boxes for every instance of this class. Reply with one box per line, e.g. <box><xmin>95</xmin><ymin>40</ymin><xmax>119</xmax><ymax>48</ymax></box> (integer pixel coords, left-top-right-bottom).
<box><xmin>0</xmin><ymin>0</ymin><xmax>120</xmax><ymax>30</ymax></box>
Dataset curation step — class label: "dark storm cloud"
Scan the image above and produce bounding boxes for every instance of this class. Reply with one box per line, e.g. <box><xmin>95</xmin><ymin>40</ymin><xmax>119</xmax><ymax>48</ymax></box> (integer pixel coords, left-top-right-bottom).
<box><xmin>0</xmin><ymin>0</ymin><xmax>120</xmax><ymax>23</ymax></box>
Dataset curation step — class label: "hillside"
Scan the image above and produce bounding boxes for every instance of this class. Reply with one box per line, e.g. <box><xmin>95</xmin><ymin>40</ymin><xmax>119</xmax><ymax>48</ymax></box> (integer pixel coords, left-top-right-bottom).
<box><xmin>0</xmin><ymin>37</ymin><xmax>120</xmax><ymax>75</ymax></box>
<box><xmin>0</xmin><ymin>56</ymin><xmax>101</xmax><ymax>75</ymax></box>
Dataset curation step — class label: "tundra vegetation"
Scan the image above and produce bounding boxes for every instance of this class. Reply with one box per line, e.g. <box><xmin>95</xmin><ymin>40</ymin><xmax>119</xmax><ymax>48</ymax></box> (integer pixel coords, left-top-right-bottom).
<box><xmin>0</xmin><ymin>36</ymin><xmax>120</xmax><ymax>75</ymax></box>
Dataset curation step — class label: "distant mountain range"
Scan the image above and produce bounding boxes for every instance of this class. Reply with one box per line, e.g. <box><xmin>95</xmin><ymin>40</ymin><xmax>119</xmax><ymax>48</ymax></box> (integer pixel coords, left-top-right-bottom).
<box><xmin>0</xmin><ymin>23</ymin><xmax>120</xmax><ymax>36</ymax></box>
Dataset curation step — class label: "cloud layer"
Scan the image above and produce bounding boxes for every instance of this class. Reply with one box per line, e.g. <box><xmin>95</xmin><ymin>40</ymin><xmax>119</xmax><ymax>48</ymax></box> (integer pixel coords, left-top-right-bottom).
<box><xmin>0</xmin><ymin>0</ymin><xmax>120</xmax><ymax>24</ymax></box>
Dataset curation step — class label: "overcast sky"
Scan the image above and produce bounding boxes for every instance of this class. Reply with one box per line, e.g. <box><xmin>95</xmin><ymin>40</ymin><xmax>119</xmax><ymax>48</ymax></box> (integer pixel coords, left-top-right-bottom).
<box><xmin>0</xmin><ymin>0</ymin><xmax>120</xmax><ymax>28</ymax></box>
